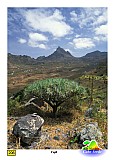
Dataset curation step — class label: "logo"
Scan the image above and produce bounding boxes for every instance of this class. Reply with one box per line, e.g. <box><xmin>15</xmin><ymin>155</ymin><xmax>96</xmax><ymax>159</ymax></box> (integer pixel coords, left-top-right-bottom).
<box><xmin>7</xmin><ymin>150</ymin><xmax>16</xmax><ymax>156</ymax></box>
<box><xmin>81</xmin><ymin>140</ymin><xmax>103</xmax><ymax>155</ymax></box>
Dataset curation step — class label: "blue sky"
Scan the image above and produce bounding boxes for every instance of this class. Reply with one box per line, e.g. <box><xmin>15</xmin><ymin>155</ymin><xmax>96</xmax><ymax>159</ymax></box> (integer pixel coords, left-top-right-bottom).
<box><xmin>8</xmin><ymin>7</ymin><xmax>107</xmax><ymax>58</ymax></box>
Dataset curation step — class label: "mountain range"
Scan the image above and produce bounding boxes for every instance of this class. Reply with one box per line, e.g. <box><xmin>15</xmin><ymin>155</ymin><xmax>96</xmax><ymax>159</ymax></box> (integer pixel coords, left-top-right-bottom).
<box><xmin>8</xmin><ymin>46</ymin><xmax>107</xmax><ymax>65</ymax></box>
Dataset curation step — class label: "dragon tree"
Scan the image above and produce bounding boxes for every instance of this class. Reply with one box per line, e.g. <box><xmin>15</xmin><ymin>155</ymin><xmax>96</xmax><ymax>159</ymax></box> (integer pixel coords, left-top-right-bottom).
<box><xmin>24</xmin><ymin>78</ymin><xmax>86</xmax><ymax>117</ymax></box>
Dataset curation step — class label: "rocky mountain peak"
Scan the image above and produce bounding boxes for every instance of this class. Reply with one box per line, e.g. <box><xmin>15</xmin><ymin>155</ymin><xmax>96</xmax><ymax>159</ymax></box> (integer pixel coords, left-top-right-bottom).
<box><xmin>46</xmin><ymin>46</ymin><xmax>74</xmax><ymax>60</ymax></box>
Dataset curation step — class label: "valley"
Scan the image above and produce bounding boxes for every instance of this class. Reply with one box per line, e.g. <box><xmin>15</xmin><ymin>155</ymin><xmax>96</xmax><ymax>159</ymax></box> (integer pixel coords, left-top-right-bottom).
<box><xmin>8</xmin><ymin>47</ymin><xmax>107</xmax><ymax>97</ymax></box>
<box><xmin>7</xmin><ymin>47</ymin><xmax>107</xmax><ymax>150</ymax></box>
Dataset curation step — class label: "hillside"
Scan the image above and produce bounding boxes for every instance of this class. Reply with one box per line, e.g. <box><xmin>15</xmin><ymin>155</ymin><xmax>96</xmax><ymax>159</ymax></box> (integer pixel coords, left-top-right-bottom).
<box><xmin>8</xmin><ymin>47</ymin><xmax>107</xmax><ymax>65</ymax></box>
<box><xmin>82</xmin><ymin>50</ymin><xmax>107</xmax><ymax>62</ymax></box>
<box><xmin>7</xmin><ymin>47</ymin><xmax>108</xmax><ymax>150</ymax></box>
<box><xmin>8</xmin><ymin>53</ymin><xmax>36</xmax><ymax>65</ymax></box>
<box><xmin>8</xmin><ymin>47</ymin><xmax>107</xmax><ymax>96</ymax></box>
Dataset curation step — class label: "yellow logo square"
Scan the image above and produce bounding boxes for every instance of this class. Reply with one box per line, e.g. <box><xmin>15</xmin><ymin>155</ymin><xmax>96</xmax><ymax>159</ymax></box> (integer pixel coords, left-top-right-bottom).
<box><xmin>7</xmin><ymin>150</ymin><xmax>16</xmax><ymax>156</ymax></box>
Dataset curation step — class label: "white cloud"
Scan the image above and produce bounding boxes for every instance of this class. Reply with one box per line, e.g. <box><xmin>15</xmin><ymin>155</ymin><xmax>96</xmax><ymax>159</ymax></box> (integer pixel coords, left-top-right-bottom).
<box><xmin>70</xmin><ymin>11</ymin><xmax>78</xmax><ymax>22</ymax></box>
<box><xmin>94</xmin><ymin>36</ymin><xmax>107</xmax><ymax>42</ymax></box>
<box><xmin>70</xmin><ymin>8</ymin><xmax>107</xmax><ymax>28</ymax></box>
<box><xmin>70</xmin><ymin>8</ymin><xmax>107</xmax><ymax>44</ymax></box>
<box><xmin>94</xmin><ymin>24</ymin><xmax>107</xmax><ymax>42</ymax></box>
<box><xmin>72</xmin><ymin>38</ymin><xmax>95</xmax><ymax>49</ymax></box>
<box><xmin>95</xmin><ymin>24</ymin><xmax>107</xmax><ymax>35</ymax></box>
<box><xmin>93</xmin><ymin>37</ymin><xmax>100</xmax><ymax>41</ymax></box>
<box><xmin>28</xmin><ymin>40</ymin><xmax>38</xmax><ymax>47</ymax></box>
<box><xmin>18</xmin><ymin>38</ymin><xmax>27</xmax><ymax>44</ymax></box>
<box><xmin>38</xmin><ymin>44</ymin><xmax>47</xmax><ymax>49</ymax></box>
<box><xmin>23</xmin><ymin>9</ymin><xmax>72</xmax><ymax>38</ymax></box>
<box><xmin>28</xmin><ymin>40</ymin><xmax>47</xmax><ymax>49</ymax></box>
<box><xmin>75</xmin><ymin>34</ymin><xmax>81</xmax><ymax>38</ymax></box>
<box><xmin>28</xmin><ymin>32</ymin><xmax>48</xmax><ymax>49</ymax></box>
<box><xmin>29</xmin><ymin>32</ymin><xmax>48</xmax><ymax>41</ymax></box>
<box><xmin>93</xmin><ymin>10</ymin><xmax>107</xmax><ymax>26</ymax></box>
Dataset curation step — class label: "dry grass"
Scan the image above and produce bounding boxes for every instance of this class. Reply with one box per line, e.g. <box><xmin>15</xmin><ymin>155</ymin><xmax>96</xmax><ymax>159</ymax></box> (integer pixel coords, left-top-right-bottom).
<box><xmin>7</xmin><ymin>106</ymin><xmax>107</xmax><ymax>150</ymax></box>
<box><xmin>8</xmin><ymin>61</ymin><xmax>107</xmax><ymax>149</ymax></box>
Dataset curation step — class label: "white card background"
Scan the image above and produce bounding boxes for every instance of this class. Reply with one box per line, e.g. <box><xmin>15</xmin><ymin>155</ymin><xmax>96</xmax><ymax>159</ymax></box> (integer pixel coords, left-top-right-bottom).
<box><xmin>0</xmin><ymin>0</ymin><xmax>115</xmax><ymax>159</ymax></box>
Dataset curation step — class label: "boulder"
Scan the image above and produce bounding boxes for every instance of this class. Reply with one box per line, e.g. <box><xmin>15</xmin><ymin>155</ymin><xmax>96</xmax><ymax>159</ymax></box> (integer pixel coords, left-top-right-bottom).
<box><xmin>77</xmin><ymin>122</ymin><xmax>102</xmax><ymax>145</ymax></box>
<box><xmin>12</xmin><ymin>113</ymin><xmax>44</xmax><ymax>146</ymax></box>
<box><xmin>85</xmin><ymin>107</ymin><xmax>94</xmax><ymax>118</ymax></box>
<box><xmin>85</xmin><ymin>107</ymin><xmax>100</xmax><ymax>118</ymax></box>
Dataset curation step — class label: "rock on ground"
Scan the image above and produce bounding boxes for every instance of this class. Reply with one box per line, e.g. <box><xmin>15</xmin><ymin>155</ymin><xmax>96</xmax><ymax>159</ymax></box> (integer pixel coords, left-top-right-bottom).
<box><xmin>12</xmin><ymin>113</ymin><xmax>44</xmax><ymax>146</ymax></box>
<box><xmin>77</xmin><ymin>122</ymin><xmax>102</xmax><ymax>145</ymax></box>
<box><xmin>68</xmin><ymin>122</ymin><xmax>103</xmax><ymax>149</ymax></box>
<box><xmin>85</xmin><ymin>108</ymin><xmax>94</xmax><ymax>118</ymax></box>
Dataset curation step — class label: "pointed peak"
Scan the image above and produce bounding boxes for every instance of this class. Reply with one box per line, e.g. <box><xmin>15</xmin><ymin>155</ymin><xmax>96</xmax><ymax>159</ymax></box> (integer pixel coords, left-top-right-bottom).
<box><xmin>56</xmin><ymin>46</ymin><xmax>64</xmax><ymax>51</ymax></box>
<box><xmin>57</xmin><ymin>46</ymin><xmax>61</xmax><ymax>49</ymax></box>
<box><xmin>46</xmin><ymin>46</ymin><xmax>74</xmax><ymax>60</ymax></box>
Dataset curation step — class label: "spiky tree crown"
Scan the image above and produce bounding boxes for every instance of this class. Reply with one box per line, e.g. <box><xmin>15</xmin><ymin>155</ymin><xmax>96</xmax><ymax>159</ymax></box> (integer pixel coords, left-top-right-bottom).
<box><xmin>24</xmin><ymin>78</ymin><xmax>86</xmax><ymax>107</ymax></box>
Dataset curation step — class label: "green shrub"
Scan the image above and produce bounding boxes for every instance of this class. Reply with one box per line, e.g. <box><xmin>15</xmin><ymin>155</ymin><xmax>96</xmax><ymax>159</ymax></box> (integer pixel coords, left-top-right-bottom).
<box><xmin>8</xmin><ymin>98</ymin><xmax>21</xmax><ymax>116</ymax></box>
<box><xmin>24</xmin><ymin>78</ymin><xmax>87</xmax><ymax>117</ymax></box>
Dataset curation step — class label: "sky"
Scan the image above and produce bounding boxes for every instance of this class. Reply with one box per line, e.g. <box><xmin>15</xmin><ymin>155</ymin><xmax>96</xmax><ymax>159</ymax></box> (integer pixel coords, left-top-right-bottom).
<box><xmin>8</xmin><ymin>7</ymin><xmax>107</xmax><ymax>58</ymax></box>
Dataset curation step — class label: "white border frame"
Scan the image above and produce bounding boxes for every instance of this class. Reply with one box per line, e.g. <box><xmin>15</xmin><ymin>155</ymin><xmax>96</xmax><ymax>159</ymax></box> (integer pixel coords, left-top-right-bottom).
<box><xmin>0</xmin><ymin>0</ymin><xmax>114</xmax><ymax>159</ymax></box>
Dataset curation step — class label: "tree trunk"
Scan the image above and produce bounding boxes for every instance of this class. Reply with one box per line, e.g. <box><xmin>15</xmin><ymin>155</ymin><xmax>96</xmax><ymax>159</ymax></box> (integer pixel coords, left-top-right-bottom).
<box><xmin>44</xmin><ymin>99</ymin><xmax>64</xmax><ymax>117</ymax></box>
<box><xmin>52</xmin><ymin>106</ymin><xmax>57</xmax><ymax>118</ymax></box>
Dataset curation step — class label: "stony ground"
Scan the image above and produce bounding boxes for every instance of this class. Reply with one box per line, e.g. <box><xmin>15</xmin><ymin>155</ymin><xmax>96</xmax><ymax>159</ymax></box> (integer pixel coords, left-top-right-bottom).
<box><xmin>7</xmin><ymin>107</ymin><xmax>107</xmax><ymax>150</ymax></box>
